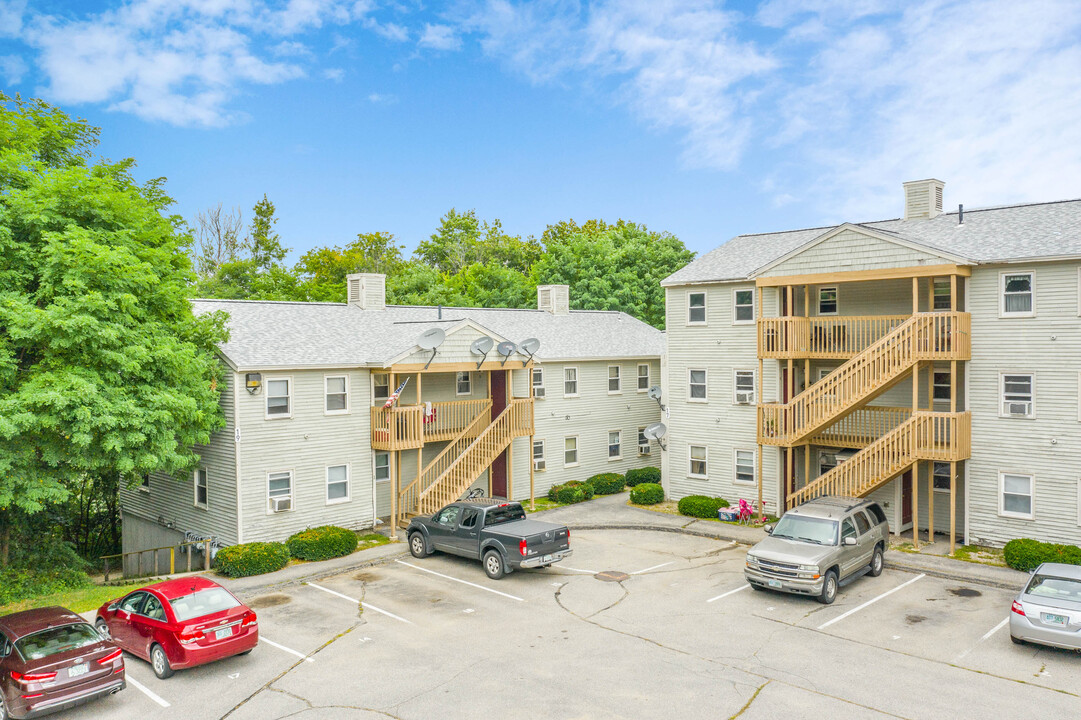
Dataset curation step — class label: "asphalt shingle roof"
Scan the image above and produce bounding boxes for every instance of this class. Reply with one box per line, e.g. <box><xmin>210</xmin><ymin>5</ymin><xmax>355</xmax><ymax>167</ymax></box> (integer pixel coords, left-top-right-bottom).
<box><xmin>192</xmin><ymin>300</ymin><xmax>665</xmax><ymax>370</ymax></box>
<box><xmin>663</xmin><ymin>199</ymin><xmax>1081</xmax><ymax>286</ymax></box>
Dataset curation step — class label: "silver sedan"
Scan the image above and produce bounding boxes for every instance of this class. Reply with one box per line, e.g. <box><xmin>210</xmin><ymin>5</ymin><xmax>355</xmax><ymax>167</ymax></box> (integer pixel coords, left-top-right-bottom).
<box><xmin>1009</xmin><ymin>562</ymin><xmax>1081</xmax><ymax>652</ymax></box>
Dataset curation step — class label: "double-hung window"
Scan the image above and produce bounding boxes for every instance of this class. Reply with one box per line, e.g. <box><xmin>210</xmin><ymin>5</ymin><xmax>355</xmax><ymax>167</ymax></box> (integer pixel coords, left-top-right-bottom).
<box><xmin>266</xmin><ymin>377</ymin><xmax>291</xmax><ymax>418</ymax></box>
<box><xmin>564</xmin><ymin>437</ymin><xmax>578</xmax><ymax>467</ymax></box>
<box><xmin>374</xmin><ymin>453</ymin><xmax>390</xmax><ymax>481</ymax></box>
<box><xmin>689</xmin><ymin>445</ymin><xmax>708</xmax><ymax>478</ymax></box>
<box><xmin>818</xmin><ymin>287</ymin><xmax>838</xmax><ymax>315</ymax></box>
<box><xmin>139</xmin><ymin>473</ymin><xmax>150</xmax><ymax>492</ymax></box>
<box><xmin>533</xmin><ymin>439</ymin><xmax>545</xmax><ymax>471</ymax></box>
<box><xmin>564</xmin><ymin>368</ymin><xmax>579</xmax><ymax>397</ymax></box>
<box><xmin>688</xmin><ymin>369</ymin><xmax>707</xmax><ymax>402</ymax></box>
<box><xmin>933</xmin><ymin>278</ymin><xmax>951</xmax><ymax>310</ymax></box>
<box><xmin>638</xmin><ymin>427</ymin><xmax>650</xmax><ymax>455</ymax></box>
<box><xmin>268</xmin><ymin>471</ymin><xmax>293</xmax><ymax>511</ymax></box>
<box><xmin>933</xmin><ymin>371</ymin><xmax>951</xmax><ymax>403</ymax></box>
<box><xmin>608</xmin><ymin>431</ymin><xmax>621</xmax><ymax>460</ymax></box>
<box><xmin>456</xmin><ymin>371</ymin><xmax>471</xmax><ymax>396</ymax></box>
<box><xmin>325</xmin><ymin>375</ymin><xmax>348</xmax><ymax>414</ymax></box>
<box><xmin>734</xmin><ymin>370</ymin><xmax>755</xmax><ymax>404</ymax></box>
<box><xmin>326</xmin><ymin>465</ymin><xmax>349</xmax><ymax>504</ymax></box>
<box><xmin>532</xmin><ymin>367</ymin><xmax>544</xmax><ymax>399</ymax></box>
<box><xmin>1000</xmin><ymin>472</ymin><xmax>1034</xmax><ymax>519</ymax></box>
<box><xmin>1001</xmin><ymin>272</ymin><xmax>1034</xmax><ymax>316</ymax></box>
<box><xmin>734</xmin><ymin>450</ymin><xmax>755</xmax><ymax>484</ymax></box>
<box><xmin>688</xmin><ymin>292</ymin><xmax>706</xmax><ymax>324</ymax></box>
<box><xmin>933</xmin><ymin>462</ymin><xmax>951</xmax><ymax>492</ymax></box>
<box><xmin>608</xmin><ymin>366</ymin><xmax>621</xmax><ymax>394</ymax></box>
<box><xmin>733</xmin><ymin>289</ymin><xmax>754</xmax><ymax>323</ymax></box>
<box><xmin>1001</xmin><ymin>374</ymin><xmax>1034</xmax><ymax>417</ymax></box>
<box><xmin>637</xmin><ymin>364</ymin><xmax>650</xmax><ymax>392</ymax></box>
<box><xmin>373</xmin><ymin>373</ymin><xmax>390</xmax><ymax>402</ymax></box>
<box><xmin>194</xmin><ymin>468</ymin><xmax>208</xmax><ymax>508</ymax></box>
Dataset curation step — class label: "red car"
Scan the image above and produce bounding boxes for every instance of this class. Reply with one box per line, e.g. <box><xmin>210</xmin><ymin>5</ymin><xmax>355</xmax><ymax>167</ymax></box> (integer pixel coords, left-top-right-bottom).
<box><xmin>95</xmin><ymin>577</ymin><xmax>257</xmax><ymax>679</ymax></box>
<box><xmin>0</xmin><ymin>606</ymin><xmax>124</xmax><ymax>719</ymax></box>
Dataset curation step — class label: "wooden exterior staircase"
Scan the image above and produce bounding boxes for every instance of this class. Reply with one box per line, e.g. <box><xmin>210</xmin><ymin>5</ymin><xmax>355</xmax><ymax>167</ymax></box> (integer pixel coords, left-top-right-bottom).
<box><xmin>759</xmin><ymin>312</ymin><xmax>970</xmax><ymax>446</ymax></box>
<box><xmin>786</xmin><ymin>411</ymin><xmax>971</xmax><ymax>509</ymax></box>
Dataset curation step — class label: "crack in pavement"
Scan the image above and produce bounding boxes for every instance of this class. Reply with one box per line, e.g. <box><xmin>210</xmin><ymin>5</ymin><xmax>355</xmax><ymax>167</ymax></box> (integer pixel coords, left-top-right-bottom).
<box><xmin>728</xmin><ymin>680</ymin><xmax>769</xmax><ymax>719</ymax></box>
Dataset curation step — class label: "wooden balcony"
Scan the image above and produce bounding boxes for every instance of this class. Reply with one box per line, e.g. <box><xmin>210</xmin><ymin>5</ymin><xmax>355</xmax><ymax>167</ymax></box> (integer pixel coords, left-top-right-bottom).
<box><xmin>371</xmin><ymin>398</ymin><xmax>493</xmax><ymax>451</ymax></box>
<box><xmin>809</xmin><ymin>406</ymin><xmax>911</xmax><ymax>448</ymax></box>
<box><xmin>758</xmin><ymin>314</ymin><xmax>909</xmax><ymax>359</ymax></box>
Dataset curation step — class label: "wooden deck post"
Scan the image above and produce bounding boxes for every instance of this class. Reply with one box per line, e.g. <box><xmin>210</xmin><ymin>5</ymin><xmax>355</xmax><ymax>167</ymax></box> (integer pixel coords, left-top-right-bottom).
<box><xmin>912</xmin><ymin>460</ymin><xmax>919</xmax><ymax>550</ymax></box>
<box><xmin>757</xmin><ymin>287</ymin><xmax>765</xmax><ymax>518</ymax></box>
<box><xmin>204</xmin><ymin>540</ymin><xmax>211</xmax><ymax>571</ymax></box>
<box><xmin>804</xmin><ymin>443</ymin><xmax>811</xmax><ymax>492</ymax></box>
<box><xmin>529</xmin><ymin>364</ymin><xmax>535</xmax><ymax>511</ymax></box>
<box><xmin>911</xmin><ymin>277</ymin><xmax>920</xmax><ymax>550</ymax></box>
<box><xmin>169</xmin><ymin>547</ymin><xmax>175</xmax><ymax>575</ymax></box>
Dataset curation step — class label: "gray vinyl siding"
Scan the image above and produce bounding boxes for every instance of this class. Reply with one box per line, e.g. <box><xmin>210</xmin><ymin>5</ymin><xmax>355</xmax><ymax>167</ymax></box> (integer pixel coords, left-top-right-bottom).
<box><xmin>237</xmin><ymin>368</ymin><xmax>375</xmax><ymax>543</ymax></box>
<box><xmin>664</xmin><ymin>284</ymin><xmax>781</xmax><ymax>513</ymax></box>
<box><xmin>761</xmin><ymin>229</ymin><xmax>947</xmax><ymax>278</ymax></box>
<box><xmin>119</xmin><ymin>366</ymin><xmax>239</xmax><ymax>549</ymax></box>
<box><xmin>966</xmin><ymin>262</ymin><xmax>1081</xmax><ymax>547</ymax></box>
<box><xmin>395</xmin><ymin>323</ymin><xmax>530</xmax><ymax>367</ymax></box>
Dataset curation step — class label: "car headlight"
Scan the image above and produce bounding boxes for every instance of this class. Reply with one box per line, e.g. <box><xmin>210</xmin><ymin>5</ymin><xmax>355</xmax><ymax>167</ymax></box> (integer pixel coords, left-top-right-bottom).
<box><xmin>798</xmin><ymin>564</ymin><xmax>818</xmax><ymax>572</ymax></box>
<box><xmin>746</xmin><ymin>554</ymin><xmax>759</xmax><ymax>564</ymax></box>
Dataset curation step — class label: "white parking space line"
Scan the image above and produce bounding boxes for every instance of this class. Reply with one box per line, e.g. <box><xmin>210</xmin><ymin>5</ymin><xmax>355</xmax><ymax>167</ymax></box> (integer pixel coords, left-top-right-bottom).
<box><xmin>631</xmin><ymin>561</ymin><xmax>673</xmax><ymax>575</ymax></box>
<box><xmin>126</xmin><ymin>674</ymin><xmax>170</xmax><ymax>708</ymax></box>
<box><xmin>956</xmin><ymin>617</ymin><xmax>1010</xmax><ymax>660</ymax></box>
<box><xmin>306</xmin><ymin>582</ymin><xmax>413</xmax><ymax>624</ymax></box>
<box><xmin>260</xmin><ymin>637</ymin><xmax>316</xmax><ymax>662</ymax></box>
<box><xmin>395</xmin><ymin>560</ymin><xmax>525</xmax><ymax>602</ymax></box>
<box><xmin>707</xmin><ymin>585</ymin><xmax>750</xmax><ymax>603</ymax></box>
<box><xmin>817</xmin><ymin>574</ymin><xmax>926</xmax><ymax>630</ymax></box>
<box><xmin>560</xmin><ymin>566</ymin><xmax>600</xmax><ymax>574</ymax></box>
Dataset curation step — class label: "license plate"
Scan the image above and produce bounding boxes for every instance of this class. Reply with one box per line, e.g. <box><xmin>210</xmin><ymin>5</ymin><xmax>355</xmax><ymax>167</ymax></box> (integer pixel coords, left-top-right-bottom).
<box><xmin>768</xmin><ymin>579</ymin><xmax>782</xmax><ymax>588</ymax></box>
<box><xmin>542</xmin><ymin>554</ymin><xmax>553</xmax><ymax>563</ymax></box>
<box><xmin>1043</xmin><ymin>613</ymin><xmax>1068</xmax><ymax>626</ymax></box>
<box><xmin>215</xmin><ymin>627</ymin><xmax>233</xmax><ymax>640</ymax></box>
<box><xmin>69</xmin><ymin>663</ymin><xmax>88</xmax><ymax>677</ymax></box>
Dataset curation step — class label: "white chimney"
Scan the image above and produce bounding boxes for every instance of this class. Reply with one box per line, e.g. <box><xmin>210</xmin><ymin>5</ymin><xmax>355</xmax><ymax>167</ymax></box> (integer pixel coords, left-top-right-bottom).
<box><xmin>903</xmin><ymin>178</ymin><xmax>945</xmax><ymax>220</ymax></box>
<box><xmin>346</xmin><ymin>273</ymin><xmax>386</xmax><ymax>310</ymax></box>
<box><xmin>537</xmin><ymin>284</ymin><xmax>570</xmax><ymax>316</ymax></box>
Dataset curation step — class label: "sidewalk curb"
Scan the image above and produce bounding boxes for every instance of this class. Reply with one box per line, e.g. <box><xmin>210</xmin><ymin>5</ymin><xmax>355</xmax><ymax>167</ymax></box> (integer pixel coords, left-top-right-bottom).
<box><xmin>222</xmin><ymin>545</ymin><xmax>411</xmax><ymax>598</ymax></box>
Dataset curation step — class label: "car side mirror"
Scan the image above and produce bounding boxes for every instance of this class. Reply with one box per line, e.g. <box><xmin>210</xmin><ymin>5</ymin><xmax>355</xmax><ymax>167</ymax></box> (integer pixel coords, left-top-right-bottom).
<box><xmin>842</xmin><ymin>537</ymin><xmax>857</xmax><ymax>546</ymax></box>
<box><xmin>763</xmin><ymin>524</ymin><xmax>773</xmax><ymax>535</ymax></box>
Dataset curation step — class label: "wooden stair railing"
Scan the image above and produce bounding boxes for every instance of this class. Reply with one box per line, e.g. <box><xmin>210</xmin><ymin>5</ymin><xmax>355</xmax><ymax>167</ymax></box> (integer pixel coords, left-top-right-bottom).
<box><xmin>759</xmin><ymin>312</ymin><xmax>970</xmax><ymax>446</ymax></box>
<box><xmin>398</xmin><ymin>399</ymin><xmax>492</xmax><ymax>517</ymax></box>
<box><xmin>786</xmin><ymin>411</ymin><xmax>971</xmax><ymax>509</ymax></box>
<box><xmin>416</xmin><ymin>399</ymin><xmax>532</xmax><ymax>516</ymax></box>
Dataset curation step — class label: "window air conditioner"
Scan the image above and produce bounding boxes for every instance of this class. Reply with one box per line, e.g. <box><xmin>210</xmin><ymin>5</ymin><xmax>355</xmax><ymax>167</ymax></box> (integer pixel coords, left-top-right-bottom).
<box><xmin>638</xmin><ymin>444</ymin><xmax>651</xmax><ymax>456</ymax></box>
<box><xmin>269</xmin><ymin>496</ymin><xmax>292</xmax><ymax>512</ymax></box>
<box><xmin>1007</xmin><ymin>402</ymin><xmax>1031</xmax><ymax>416</ymax></box>
<box><xmin>735</xmin><ymin>391</ymin><xmax>754</xmax><ymax>405</ymax></box>
<box><xmin>534</xmin><ymin>387</ymin><xmax>545</xmax><ymax>399</ymax></box>
<box><xmin>533</xmin><ymin>459</ymin><xmax>546</xmax><ymax>471</ymax></box>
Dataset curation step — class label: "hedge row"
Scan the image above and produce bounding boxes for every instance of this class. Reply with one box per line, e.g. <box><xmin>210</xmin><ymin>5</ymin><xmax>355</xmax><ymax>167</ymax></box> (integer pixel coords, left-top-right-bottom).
<box><xmin>0</xmin><ymin>568</ymin><xmax>92</xmax><ymax>606</ymax></box>
<box><xmin>677</xmin><ymin>495</ymin><xmax>730</xmax><ymax>519</ymax></box>
<box><xmin>548</xmin><ymin>480</ymin><xmax>595</xmax><ymax>505</ymax></box>
<box><xmin>216</xmin><ymin>542</ymin><xmax>291</xmax><ymax>578</ymax></box>
<box><xmin>1003</xmin><ymin>538</ymin><xmax>1081</xmax><ymax>572</ymax></box>
<box><xmin>287</xmin><ymin>526</ymin><xmax>359</xmax><ymax>562</ymax></box>
<box><xmin>625</xmin><ymin>467</ymin><xmax>660</xmax><ymax>487</ymax></box>
<box><xmin>588</xmin><ymin>473</ymin><xmax>626</xmax><ymax>495</ymax></box>
<box><xmin>630</xmin><ymin>482</ymin><xmax>664</xmax><ymax>505</ymax></box>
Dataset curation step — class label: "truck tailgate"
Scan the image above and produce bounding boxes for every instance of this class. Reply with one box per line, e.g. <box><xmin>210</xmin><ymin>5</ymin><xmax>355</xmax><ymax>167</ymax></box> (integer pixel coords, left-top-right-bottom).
<box><xmin>522</xmin><ymin>526</ymin><xmax>570</xmax><ymax>557</ymax></box>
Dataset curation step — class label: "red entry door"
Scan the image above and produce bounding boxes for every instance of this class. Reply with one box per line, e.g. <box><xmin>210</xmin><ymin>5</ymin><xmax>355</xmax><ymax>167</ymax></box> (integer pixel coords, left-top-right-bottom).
<box><xmin>489</xmin><ymin>370</ymin><xmax>508</xmax><ymax>498</ymax></box>
<box><xmin>901</xmin><ymin>470</ymin><xmax>913</xmax><ymax>525</ymax></box>
<box><xmin>490</xmin><ymin>371</ymin><xmax>507</xmax><ymax>419</ymax></box>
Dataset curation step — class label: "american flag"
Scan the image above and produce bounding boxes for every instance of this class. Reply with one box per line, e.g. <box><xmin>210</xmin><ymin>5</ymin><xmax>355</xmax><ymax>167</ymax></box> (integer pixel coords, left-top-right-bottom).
<box><xmin>383</xmin><ymin>377</ymin><xmax>409</xmax><ymax>409</ymax></box>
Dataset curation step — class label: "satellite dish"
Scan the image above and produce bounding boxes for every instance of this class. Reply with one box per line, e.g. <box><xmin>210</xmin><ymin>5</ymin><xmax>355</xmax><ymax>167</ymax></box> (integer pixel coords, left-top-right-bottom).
<box><xmin>518</xmin><ymin>337</ymin><xmax>540</xmax><ymax>366</ymax></box>
<box><xmin>648</xmin><ymin>386</ymin><xmax>662</xmax><ymax>400</ymax></box>
<box><xmin>416</xmin><ymin>328</ymin><xmax>446</xmax><ymax>370</ymax></box>
<box><xmin>643</xmin><ymin>422</ymin><xmax>668</xmax><ymax>451</ymax></box>
<box><xmin>470</xmin><ymin>337</ymin><xmax>494</xmax><ymax>369</ymax></box>
<box><xmin>496</xmin><ymin>341</ymin><xmax>517</xmax><ymax>367</ymax></box>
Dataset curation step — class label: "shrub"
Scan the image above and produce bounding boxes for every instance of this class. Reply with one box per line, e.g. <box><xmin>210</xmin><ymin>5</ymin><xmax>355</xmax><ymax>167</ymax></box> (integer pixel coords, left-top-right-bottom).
<box><xmin>1004</xmin><ymin>538</ymin><xmax>1081</xmax><ymax>572</ymax></box>
<box><xmin>550</xmin><ymin>480</ymin><xmax>595</xmax><ymax>504</ymax></box>
<box><xmin>629</xmin><ymin>482</ymin><xmax>664</xmax><ymax>505</ymax></box>
<box><xmin>0</xmin><ymin>568</ymin><xmax>92</xmax><ymax>606</ymax></box>
<box><xmin>677</xmin><ymin>495</ymin><xmax>730</xmax><ymax>519</ymax></box>
<box><xmin>587</xmin><ymin>473</ymin><xmax>626</xmax><ymax>495</ymax></box>
<box><xmin>216</xmin><ymin>542</ymin><xmax>290</xmax><ymax>578</ymax></box>
<box><xmin>625</xmin><ymin>467</ymin><xmax>661</xmax><ymax>487</ymax></box>
<box><xmin>286</xmin><ymin>526</ymin><xmax>360</xmax><ymax>562</ymax></box>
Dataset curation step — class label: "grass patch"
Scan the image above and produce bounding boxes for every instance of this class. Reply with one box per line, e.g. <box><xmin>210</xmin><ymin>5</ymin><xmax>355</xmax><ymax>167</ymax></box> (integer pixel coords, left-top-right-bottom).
<box><xmin>630</xmin><ymin>500</ymin><xmax>778</xmax><ymax>525</ymax></box>
<box><xmin>522</xmin><ymin>497</ymin><xmax>565</xmax><ymax>512</ymax></box>
<box><xmin>952</xmin><ymin>544</ymin><xmax>1007</xmax><ymax>566</ymax></box>
<box><xmin>0</xmin><ymin>582</ymin><xmax>148</xmax><ymax>617</ymax></box>
<box><xmin>356</xmin><ymin>533</ymin><xmax>392</xmax><ymax>549</ymax></box>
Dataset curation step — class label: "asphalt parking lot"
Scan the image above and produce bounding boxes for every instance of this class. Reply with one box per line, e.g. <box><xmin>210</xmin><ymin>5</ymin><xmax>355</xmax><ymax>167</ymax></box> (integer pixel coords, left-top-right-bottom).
<box><xmin>68</xmin><ymin>529</ymin><xmax>1081</xmax><ymax>720</ymax></box>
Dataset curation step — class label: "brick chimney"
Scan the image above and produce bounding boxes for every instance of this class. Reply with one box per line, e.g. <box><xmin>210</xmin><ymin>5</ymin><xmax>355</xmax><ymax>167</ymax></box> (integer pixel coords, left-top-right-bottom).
<box><xmin>903</xmin><ymin>179</ymin><xmax>945</xmax><ymax>220</ymax></box>
<box><xmin>346</xmin><ymin>273</ymin><xmax>386</xmax><ymax>310</ymax></box>
<box><xmin>537</xmin><ymin>285</ymin><xmax>570</xmax><ymax>315</ymax></box>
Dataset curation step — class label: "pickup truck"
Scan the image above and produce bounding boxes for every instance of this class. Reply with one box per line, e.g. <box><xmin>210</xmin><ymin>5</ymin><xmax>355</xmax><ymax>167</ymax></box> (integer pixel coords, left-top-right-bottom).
<box><xmin>406</xmin><ymin>500</ymin><xmax>572</xmax><ymax>579</ymax></box>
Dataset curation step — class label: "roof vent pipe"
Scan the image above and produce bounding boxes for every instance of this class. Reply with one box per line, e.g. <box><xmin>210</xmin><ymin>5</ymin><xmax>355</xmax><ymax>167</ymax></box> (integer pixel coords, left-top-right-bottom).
<box><xmin>437</xmin><ymin>305</ymin><xmax>442</xmax><ymax>320</ymax></box>
<box><xmin>958</xmin><ymin>204</ymin><xmax>964</xmax><ymax>225</ymax></box>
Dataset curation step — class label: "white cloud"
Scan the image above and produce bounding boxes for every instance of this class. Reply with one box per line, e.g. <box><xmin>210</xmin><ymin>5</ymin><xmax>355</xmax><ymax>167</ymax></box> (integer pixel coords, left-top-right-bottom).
<box><xmin>271</xmin><ymin>40</ymin><xmax>312</xmax><ymax>56</ymax></box>
<box><xmin>367</xmin><ymin>92</ymin><xmax>397</xmax><ymax>103</ymax></box>
<box><xmin>0</xmin><ymin>0</ymin><xmax>26</xmax><ymax>38</ymax></box>
<box><xmin>418</xmin><ymin>23</ymin><xmax>461</xmax><ymax>51</ymax></box>
<box><xmin>323</xmin><ymin>67</ymin><xmax>345</xmax><ymax>81</ymax></box>
<box><xmin>0</xmin><ymin>54</ymin><xmax>27</xmax><ymax>83</ymax></box>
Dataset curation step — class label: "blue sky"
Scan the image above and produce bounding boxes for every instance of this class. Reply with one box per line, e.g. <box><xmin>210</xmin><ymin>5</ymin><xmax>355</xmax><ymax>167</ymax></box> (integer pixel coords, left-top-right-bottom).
<box><xmin>2</xmin><ymin>0</ymin><xmax>1080</xmax><ymax>261</ymax></box>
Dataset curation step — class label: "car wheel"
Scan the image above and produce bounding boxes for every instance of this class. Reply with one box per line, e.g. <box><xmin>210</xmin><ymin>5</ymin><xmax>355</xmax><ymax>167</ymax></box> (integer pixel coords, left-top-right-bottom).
<box><xmin>0</xmin><ymin>692</ymin><xmax>8</xmax><ymax>720</ymax></box>
<box><xmin>151</xmin><ymin>644</ymin><xmax>174</xmax><ymax>679</ymax></box>
<box><xmin>869</xmin><ymin>546</ymin><xmax>884</xmax><ymax>577</ymax></box>
<box><xmin>483</xmin><ymin>550</ymin><xmax>505</xmax><ymax>580</ymax></box>
<box><xmin>817</xmin><ymin>570</ymin><xmax>838</xmax><ymax>605</ymax></box>
<box><xmin>95</xmin><ymin>618</ymin><xmax>111</xmax><ymax>639</ymax></box>
<box><xmin>1010</xmin><ymin>635</ymin><xmax>1024</xmax><ymax>645</ymax></box>
<box><xmin>409</xmin><ymin>533</ymin><xmax>428</xmax><ymax>559</ymax></box>
<box><xmin>237</xmin><ymin>649</ymin><xmax>253</xmax><ymax>656</ymax></box>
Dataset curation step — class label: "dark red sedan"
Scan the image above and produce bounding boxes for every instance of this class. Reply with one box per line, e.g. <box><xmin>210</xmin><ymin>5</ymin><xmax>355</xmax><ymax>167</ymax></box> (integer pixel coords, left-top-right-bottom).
<box><xmin>95</xmin><ymin>576</ymin><xmax>257</xmax><ymax>679</ymax></box>
<box><xmin>0</xmin><ymin>606</ymin><xmax>124</xmax><ymax>719</ymax></box>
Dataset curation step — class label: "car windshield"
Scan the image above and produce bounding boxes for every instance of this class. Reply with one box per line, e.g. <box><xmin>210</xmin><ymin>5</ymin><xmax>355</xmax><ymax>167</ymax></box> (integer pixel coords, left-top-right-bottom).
<box><xmin>770</xmin><ymin>515</ymin><xmax>838</xmax><ymax>545</ymax></box>
<box><xmin>1025</xmin><ymin>574</ymin><xmax>1081</xmax><ymax>603</ymax></box>
<box><xmin>485</xmin><ymin>505</ymin><xmax>526</xmax><ymax>526</ymax></box>
<box><xmin>15</xmin><ymin>623</ymin><xmax>100</xmax><ymax>661</ymax></box>
<box><xmin>169</xmin><ymin>587</ymin><xmax>242</xmax><ymax>622</ymax></box>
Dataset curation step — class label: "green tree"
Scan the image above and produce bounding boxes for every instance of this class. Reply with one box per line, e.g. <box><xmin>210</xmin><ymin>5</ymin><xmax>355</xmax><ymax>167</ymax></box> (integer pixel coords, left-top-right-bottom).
<box><xmin>415</xmin><ymin>208</ymin><xmax>481</xmax><ymax>274</ymax></box>
<box><xmin>248</xmin><ymin>194</ymin><xmax>287</xmax><ymax>271</ymax></box>
<box><xmin>295</xmin><ymin>231</ymin><xmax>405</xmax><ymax>302</ymax></box>
<box><xmin>0</xmin><ymin>95</ymin><xmax>228</xmax><ymax>564</ymax></box>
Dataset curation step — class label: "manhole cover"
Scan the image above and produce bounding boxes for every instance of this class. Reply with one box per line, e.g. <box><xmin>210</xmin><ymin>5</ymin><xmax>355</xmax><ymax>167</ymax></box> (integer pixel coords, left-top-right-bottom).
<box><xmin>594</xmin><ymin>571</ymin><xmax>630</xmax><ymax>582</ymax></box>
<box><xmin>948</xmin><ymin>587</ymin><xmax>981</xmax><ymax>598</ymax></box>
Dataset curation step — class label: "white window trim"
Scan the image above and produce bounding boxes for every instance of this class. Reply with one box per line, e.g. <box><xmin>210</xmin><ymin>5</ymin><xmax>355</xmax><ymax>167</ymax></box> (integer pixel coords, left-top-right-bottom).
<box><xmin>999</xmin><ymin>372</ymin><xmax>1035</xmax><ymax>419</ymax></box>
<box><xmin>532</xmin><ymin>367</ymin><xmax>544</xmax><ymax>399</ymax></box>
<box><xmin>372</xmin><ymin>372</ymin><xmax>390</xmax><ymax>404</ymax></box>
<box><xmin>194</xmin><ymin>468</ymin><xmax>208</xmax><ymax>509</ymax></box>
<box><xmin>733</xmin><ymin>449</ymin><xmax>756</xmax><ymax>486</ymax></box>
<box><xmin>324</xmin><ymin>374</ymin><xmax>350</xmax><ymax>416</ymax></box>
<box><xmin>266</xmin><ymin>469</ymin><xmax>295</xmax><ymax>514</ymax></box>
<box><xmin>608</xmin><ymin>429</ymin><xmax>622</xmax><ymax>461</ymax></box>
<box><xmin>1077</xmin><ymin>479</ymin><xmax>1081</xmax><ymax>527</ymax></box>
<box><xmin>688</xmin><ymin>368</ymin><xmax>708</xmax><ymax>403</ymax></box>
<box><xmin>687</xmin><ymin>291</ymin><xmax>707</xmax><ymax>326</ymax></box>
<box><xmin>265</xmin><ymin>375</ymin><xmax>293</xmax><ymax>420</ymax></box>
<box><xmin>688</xmin><ymin>444</ymin><xmax>708</xmax><ymax>479</ymax></box>
<box><xmin>563</xmin><ymin>435</ymin><xmax>579</xmax><ymax>468</ymax></box>
<box><xmin>732</xmin><ymin>288</ymin><xmax>755</xmax><ymax>325</ymax></box>
<box><xmin>932</xmin><ymin>369</ymin><xmax>951</xmax><ymax>405</ymax></box>
<box><xmin>533</xmin><ymin>438</ymin><xmax>545</xmax><ymax>471</ymax></box>
<box><xmin>817</xmin><ymin>286</ymin><xmax>839</xmax><ymax>316</ymax></box>
<box><xmin>456</xmin><ymin>371</ymin><xmax>472</xmax><ymax>396</ymax></box>
<box><xmin>138</xmin><ymin>473</ymin><xmax>150</xmax><ymax>493</ymax></box>
<box><xmin>932</xmin><ymin>277</ymin><xmax>952</xmax><ymax>311</ymax></box>
<box><xmin>999</xmin><ymin>472</ymin><xmax>1034</xmax><ymax>520</ymax></box>
<box><xmin>608</xmin><ymin>365</ymin><xmax>622</xmax><ymax>395</ymax></box>
<box><xmin>1000</xmin><ymin>270</ymin><xmax>1035</xmax><ymax>318</ymax></box>
<box><xmin>326</xmin><ymin>464</ymin><xmax>351</xmax><ymax>505</ymax></box>
<box><xmin>374</xmin><ymin>452</ymin><xmax>391</xmax><ymax>483</ymax></box>
<box><xmin>563</xmin><ymin>367</ymin><xmax>579</xmax><ymax>398</ymax></box>
<box><xmin>932</xmin><ymin>461</ymin><xmax>952</xmax><ymax>494</ymax></box>
<box><xmin>733</xmin><ymin>369</ymin><xmax>756</xmax><ymax>405</ymax></box>
<box><xmin>638</xmin><ymin>427</ymin><xmax>651</xmax><ymax>456</ymax></box>
<box><xmin>637</xmin><ymin>364</ymin><xmax>650</xmax><ymax>392</ymax></box>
